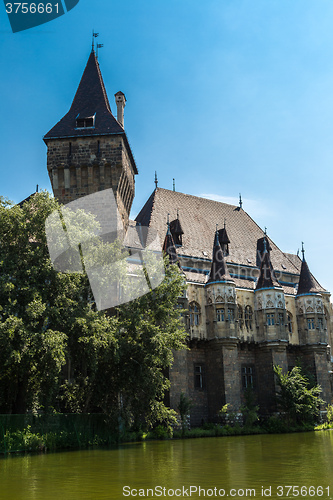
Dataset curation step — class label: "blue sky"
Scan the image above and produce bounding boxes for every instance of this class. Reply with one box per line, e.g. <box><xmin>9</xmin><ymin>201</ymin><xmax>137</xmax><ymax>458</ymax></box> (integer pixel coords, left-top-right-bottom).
<box><xmin>1</xmin><ymin>0</ymin><xmax>333</xmax><ymax>293</ymax></box>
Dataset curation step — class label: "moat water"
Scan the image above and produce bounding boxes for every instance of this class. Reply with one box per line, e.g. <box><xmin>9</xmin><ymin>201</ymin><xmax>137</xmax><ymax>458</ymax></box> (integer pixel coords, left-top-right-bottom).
<box><xmin>0</xmin><ymin>431</ymin><xmax>333</xmax><ymax>500</ymax></box>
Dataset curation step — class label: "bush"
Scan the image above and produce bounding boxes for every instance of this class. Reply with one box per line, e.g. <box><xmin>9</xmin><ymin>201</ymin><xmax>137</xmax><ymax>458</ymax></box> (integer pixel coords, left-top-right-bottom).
<box><xmin>241</xmin><ymin>388</ymin><xmax>259</xmax><ymax>429</ymax></box>
<box><xmin>274</xmin><ymin>365</ymin><xmax>324</xmax><ymax>426</ymax></box>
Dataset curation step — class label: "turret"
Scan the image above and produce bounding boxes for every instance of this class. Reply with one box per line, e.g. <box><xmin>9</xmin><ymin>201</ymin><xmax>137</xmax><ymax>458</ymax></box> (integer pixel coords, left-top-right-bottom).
<box><xmin>205</xmin><ymin>227</ymin><xmax>237</xmax><ymax>339</ymax></box>
<box><xmin>296</xmin><ymin>244</ymin><xmax>327</xmax><ymax>345</ymax></box>
<box><xmin>254</xmin><ymin>234</ymin><xmax>287</xmax><ymax>342</ymax></box>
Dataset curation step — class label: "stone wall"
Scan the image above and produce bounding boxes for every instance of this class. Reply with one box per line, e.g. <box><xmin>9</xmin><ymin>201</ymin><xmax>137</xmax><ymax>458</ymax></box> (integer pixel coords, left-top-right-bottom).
<box><xmin>46</xmin><ymin>135</ymin><xmax>135</xmax><ymax>228</ymax></box>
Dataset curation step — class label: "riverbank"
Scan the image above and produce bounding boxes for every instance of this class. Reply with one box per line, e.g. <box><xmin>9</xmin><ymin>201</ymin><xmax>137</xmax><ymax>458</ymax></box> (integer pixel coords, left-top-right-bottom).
<box><xmin>1</xmin><ymin>414</ymin><xmax>331</xmax><ymax>456</ymax></box>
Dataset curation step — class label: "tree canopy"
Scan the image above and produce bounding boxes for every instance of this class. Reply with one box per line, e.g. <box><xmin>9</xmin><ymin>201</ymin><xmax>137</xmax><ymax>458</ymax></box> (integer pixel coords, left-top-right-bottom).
<box><xmin>0</xmin><ymin>192</ymin><xmax>187</xmax><ymax>430</ymax></box>
<box><xmin>274</xmin><ymin>364</ymin><xmax>324</xmax><ymax>426</ymax></box>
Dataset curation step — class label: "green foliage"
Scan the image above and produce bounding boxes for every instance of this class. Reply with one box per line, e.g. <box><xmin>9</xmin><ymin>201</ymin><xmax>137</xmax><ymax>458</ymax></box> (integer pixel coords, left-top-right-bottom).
<box><xmin>177</xmin><ymin>393</ymin><xmax>193</xmax><ymax>434</ymax></box>
<box><xmin>241</xmin><ymin>388</ymin><xmax>259</xmax><ymax>428</ymax></box>
<box><xmin>0</xmin><ymin>192</ymin><xmax>187</xmax><ymax>431</ymax></box>
<box><xmin>217</xmin><ymin>403</ymin><xmax>229</xmax><ymax>424</ymax></box>
<box><xmin>326</xmin><ymin>404</ymin><xmax>333</xmax><ymax>424</ymax></box>
<box><xmin>274</xmin><ymin>365</ymin><xmax>324</xmax><ymax>426</ymax></box>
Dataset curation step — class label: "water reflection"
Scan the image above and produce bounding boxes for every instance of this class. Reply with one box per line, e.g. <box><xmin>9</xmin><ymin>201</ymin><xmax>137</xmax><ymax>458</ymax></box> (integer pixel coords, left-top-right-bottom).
<box><xmin>0</xmin><ymin>432</ymin><xmax>332</xmax><ymax>499</ymax></box>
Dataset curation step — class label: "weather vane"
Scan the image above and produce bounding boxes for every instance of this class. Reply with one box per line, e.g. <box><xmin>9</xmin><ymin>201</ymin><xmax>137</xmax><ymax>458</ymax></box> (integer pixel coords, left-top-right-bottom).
<box><xmin>96</xmin><ymin>43</ymin><xmax>104</xmax><ymax>59</ymax></box>
<box><xmin>92</xmin><ymin>30</ymin><xmax>99</xmax><ymax>51</ymax></box>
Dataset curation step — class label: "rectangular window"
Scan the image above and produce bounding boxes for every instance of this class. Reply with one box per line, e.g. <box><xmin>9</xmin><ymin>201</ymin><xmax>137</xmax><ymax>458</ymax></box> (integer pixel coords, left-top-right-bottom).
<box><xmin>266</xmin><ymin>313</ymin><xmax>275</xmax><ymax>326</ymax></box>
<box><xmin>76</xmin><ymin>115</ymin><xmax>95</xmax><ymax>128</ymax></box>
<box><xmin>216</xmin><ymin>308</ymin><xmax>225</xmax><ymax>322</ymax></box>
<box><xmin>194</xmin><ymin>365</ymin><xmax>204</xmax><ymax>389</ymax></box>
<box><xmin>307</xmin><ymin>318</ymin><xmax>315</xmax><ymax>330</ymax></box>
<box><xmin>318</xmin><ymin>317</ymin><xmax>324</xmax><ymax>330</ymax></box>
<box><xmin>227</xmin><ymin>308</ymin><xmax>234</xmax><ymax>322</ymax></box>
<box><xmin>242</xmin><ymin>365</ymin><xmax>254</xmax><ymax>389</ymax></box>
<box><xmin>278</xmin><ymin>313</ymin><xmax>284</xmax><ymax>325</ymax></box>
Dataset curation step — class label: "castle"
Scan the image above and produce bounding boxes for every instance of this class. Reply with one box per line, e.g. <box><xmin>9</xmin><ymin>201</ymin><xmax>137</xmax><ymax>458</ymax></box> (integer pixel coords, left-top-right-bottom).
<box><xmin>43</xmin><ymin>49</ymin><xmax>333</xmax><ymax>424</ymax></box>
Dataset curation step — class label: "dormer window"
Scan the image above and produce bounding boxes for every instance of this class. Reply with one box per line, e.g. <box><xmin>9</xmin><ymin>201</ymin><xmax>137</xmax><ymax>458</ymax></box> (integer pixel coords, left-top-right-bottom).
<box><xmin>75</xmin><ymin>114</ymin><xmax>95</xmax><ymax>129</ymax></box>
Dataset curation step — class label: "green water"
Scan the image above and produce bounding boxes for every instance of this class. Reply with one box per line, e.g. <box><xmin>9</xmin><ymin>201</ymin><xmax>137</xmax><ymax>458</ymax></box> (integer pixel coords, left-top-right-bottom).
<box><xmin>0</xmin><ymin>432</ymin><xmax>333</xmax><ymax>499</ymax></box>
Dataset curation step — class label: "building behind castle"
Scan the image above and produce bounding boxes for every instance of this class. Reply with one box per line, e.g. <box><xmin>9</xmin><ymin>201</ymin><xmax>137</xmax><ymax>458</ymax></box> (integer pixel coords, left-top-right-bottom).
<box><xmin>43</xmin><ymin>49</ymin><xmax>333</xmax><ymax>424</ymax></box>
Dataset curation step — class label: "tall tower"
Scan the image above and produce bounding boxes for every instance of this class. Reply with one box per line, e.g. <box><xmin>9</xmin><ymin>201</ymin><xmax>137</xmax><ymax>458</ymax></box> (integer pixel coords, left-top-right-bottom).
<box><xmin>43</xmin><ymin>49</ymin><xmax>138</xmax><ymax>229</ymax></box>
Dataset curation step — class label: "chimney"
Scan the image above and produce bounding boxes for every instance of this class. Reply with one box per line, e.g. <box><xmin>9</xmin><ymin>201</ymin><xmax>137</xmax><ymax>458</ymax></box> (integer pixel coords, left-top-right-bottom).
<box><xmin>115</xmin><ymin>91</ymin><xmax>126</xmax><ymax>128</ymax></box>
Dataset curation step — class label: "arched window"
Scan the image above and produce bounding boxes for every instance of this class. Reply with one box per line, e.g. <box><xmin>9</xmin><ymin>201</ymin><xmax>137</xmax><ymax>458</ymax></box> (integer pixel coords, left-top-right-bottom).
<box><xmin>189</xmin><ymin>301</ymin><xmax>201</xmax><ymax>326</ymax></box>
<box><xmin>245</xmin><ymin>305</ymin><xmax>253</xmax><ymax>330</ymax></box>
<box><xmin>238</xmin><ymin>305</ymin><xmax>243</xmax><ymax>329</ymax></box>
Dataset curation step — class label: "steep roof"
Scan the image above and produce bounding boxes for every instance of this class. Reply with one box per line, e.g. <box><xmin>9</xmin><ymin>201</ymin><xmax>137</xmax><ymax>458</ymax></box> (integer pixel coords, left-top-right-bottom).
<box><xmin>135</xmin><ymin>188</ymin><xmax>300</xmax><ymax>274</ymax></box>
<box><xmin>207</xmin><ymin>230</ymin><xmax>233</xmax><ymax>284</ymax></box>
<box><xmin>44</xmin><ymin>50</ymin><xmax>123</xmax><ymax>139</ymax></box>
<box><xmin>43</xmin><ymin>51</ymin><xmax>138</xmax><ymax>174</ymax></box>
<box><xmin>297</xmin><ymin>258</ymin><xmax>323</xmax><ymax>295</ymax></box>
<box><xmin>255</xmin><ymin>243</ymin><xmax>282</xmax><ymax>290</ymax></box>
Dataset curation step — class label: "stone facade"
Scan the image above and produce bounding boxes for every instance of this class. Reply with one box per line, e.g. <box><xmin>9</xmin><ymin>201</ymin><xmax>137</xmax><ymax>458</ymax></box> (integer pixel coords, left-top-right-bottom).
<box><xmin>44</xmin><ymin>49</ymin><xmax>333</xmax><ymax>426</ymax></box>
<box><xmin>171</xmin><ymin>262</ymin><xmax>333</xmax><ymax>426</ymax></box>
<box><xmin>46</xmin><ymin>135</ymin><xmax>135</xmax><ymax>229</ymax></box>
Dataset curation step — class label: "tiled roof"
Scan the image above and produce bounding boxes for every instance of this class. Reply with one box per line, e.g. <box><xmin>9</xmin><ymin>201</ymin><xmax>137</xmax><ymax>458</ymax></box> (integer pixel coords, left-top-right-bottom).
<box><xmin>135</xmin><ymin>188</ymin><xmax>300</xmax><ymax>274</ymax></box>
<box><xmin>297</xmin><ymin>259</ymin><xmax>324</xmax><ymax>295</ymax></box>
<box><xmin>184</xmin><ymin>271</ymin><xmax>296</xmax><ymax>295</ymax></box>
<box><xmin>284</xmin><ymin>252</ymin><xmax>302</xmax><ymax>272</ymax></box>
<box><xmin>43</xmin><ymin>50</ymin><xmax>138</xmax><ymax>174</ymax></box>
<box><xmin>284</xmin><ymin>252</ymin><xmax>325</xmax><ymax>292</ymax></box>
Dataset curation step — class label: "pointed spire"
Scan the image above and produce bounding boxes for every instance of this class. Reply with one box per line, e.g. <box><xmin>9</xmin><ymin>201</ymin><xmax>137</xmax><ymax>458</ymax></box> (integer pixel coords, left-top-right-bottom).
<box><xmin>44</xmin><ymin>50</ymin><xmax>130</xmax><ymax>148</ymax></box>
<box><xmin>170</xmin><ymin>210</ymin><xmax>184</xmax><ymax>247</ymax></box>
<box><xmin>255</xmin><ymin>245</ymin><xmax>281</xmax><ymax>290</ymax></box>
<box><xmin>263</xmin><ymin>234</ymin><xmax>267</xmax><ymax>254</ymax></box>
<box><xmin>218</xmin><ymin>220</ymin><xmax>230</xmax><ymax>255</ymax></box>
<box><xmin>163</xmin><ymin>215</ymin><xmax>179</xmax><ymax>265</ymax></box>
<box><xmin>207</xmin><ymin>227</ymin><xmax>233</xmax><ymax>284</ymax></box>
<box><xmin>239</xmin><ymin>193</ymin><xmax>243</xmax><ymax>209</ymax></box>
<box><xmin>297</xmin><ymin>245</ymin><xmax>321</xmax><ymax>295</ymax></box>
<box><xmin>154</xmin><ymin>171</ymin><xmax>158</xmax><ymax>189</ymax></box>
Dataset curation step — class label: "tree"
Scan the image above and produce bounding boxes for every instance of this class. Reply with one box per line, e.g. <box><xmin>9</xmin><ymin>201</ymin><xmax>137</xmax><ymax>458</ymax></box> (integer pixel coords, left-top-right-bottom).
<box><xmin>0</xmin><ymin>192</ymin><xmax>99</xmax><ymax>413</ymax></box>
<box><xmin>274</xmin><ymin>365</ymin><xmax>324</xmax><ymax>426</ymax></box>
<box><xmin>177</xmin><ymin>393</ymin><xmax>193</xmax><ymax>435</ymax></box>
<box><xmin>0</xmin><ymin>192</ymin><xmax>187</xmax><ymax>431</ymax></box>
